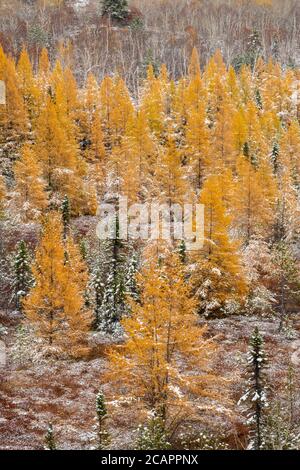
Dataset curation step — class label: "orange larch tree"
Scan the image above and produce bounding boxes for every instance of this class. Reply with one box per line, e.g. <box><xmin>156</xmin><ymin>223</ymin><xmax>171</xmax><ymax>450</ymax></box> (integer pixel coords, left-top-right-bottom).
<box><xmin>11</xmin><ymin>144</ymin><xmax>48</xmax><ymax>222</ymax></box>
<box><xmin>107</xmin><ymin>248</ymin><xmax>228</xmax><ymax>434</ymax></box>
<box><xmin>193</xmin><ymin>175</ymin><xmax>247</xmax><ymax>317</ymax></box>
<box><xmin>24</xmin><ymin>213</ymin><xmax>92</xmax><ymax>357</ymax></box>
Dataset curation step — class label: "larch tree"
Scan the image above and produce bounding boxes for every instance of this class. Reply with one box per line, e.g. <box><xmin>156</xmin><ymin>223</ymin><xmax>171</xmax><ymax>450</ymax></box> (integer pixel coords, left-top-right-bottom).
<box><xmin>193</xmin><ymin>175</ymin><xmax>247</xmax><ymax>318</ymax></box>
<box><xmin>35</xmin><ymin>95</ymin><xmax>96</xmax><ymax>215</ymax></box>
<box><xmin>210</xmin><ymin>81</ymin><xmax>236</xmax><ymax>170</ymax></box>
<box><xmin>120</xmin><ymin>111</ymin><xmax>156</xmax><ymax>202</ymax></box>
<box><xmin>107</xmin><ymin>248</ymin><xmax>227</xmax><ymax>436</ymax></box>
<box><xmin>89</xmin><ymin>110</ymin><xmax>106</xmax><ymax>166</ymax></box>
<box><xmin>279</xmin><ymin>121</ymin><xmax>300</xmax><ymax>190</ymax></box>
<box><xmin>233</xmin><ymin>155</ymin><xmax>277</xmax><ymax>243</ymax></box>
<box><xmin>12</xmin><ymin>144</ymin><xmax>48</xmax><ymax>222</ymax></box>
<box><xmin>0</xmin><ymin>48</ymin><xmax>27</xmax><ymax>135</ymax></box>
<box><xmin>243</xmin><ymin>100</ymin><xmax>268</xmax><ymax>167</ymax></box>
<box><xmin>24</xmin><ymin>213</ymin><xmax>92</xmax><ymax>357</ymax></box>
<box><xmin>140</xmin><ymin>66</ymin><xmax>166</xmax><ymax>138</ymax></box>
<box><xmin>0</xmin><ymin>175</ymin><xmax>6</xmax><ymax>217</ymax></box>
<box><xmin>100</xmin><ymin>76</ymin><xmax>134</xmax><ymax>150</ymax></box>
<box><xmin>274</xmin><ymin>136</ymin><xmax>299</xmax><ymax>243</ymax></box>
<box><xmin>185</xmin><ymin>101</ymin><xmax>210</xmax><ymax>191</ymax></box>
<box><xmin>155</xmin><ymin>135</ymin><xmax>190</xmax><ymax>206</ymax></box>
<box><xmin>17</xmin><ymin>48</ymin><xmax>40</xmax><ymax>121</ymax></box>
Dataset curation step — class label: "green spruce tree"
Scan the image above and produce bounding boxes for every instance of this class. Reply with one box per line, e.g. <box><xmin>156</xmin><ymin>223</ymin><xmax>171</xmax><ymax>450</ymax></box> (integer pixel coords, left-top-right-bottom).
<box><xmin>44</xmin><ymin>424</ymin><xmax>57</xmax><ymax>450</ymax></box>
<box><xmin>98</xmin><ymin>215</ymin><xmax>126</xmax><ymax>332</ymax></box>
<box><xmin>137</xmin><ymin>413</ymin><xmax>171</xmax><ymax>451</ymax></box>
<box><xmin>271</xmin><ymin>142</ymin><xmax>279</xmax><ymax>174</ymax></box>
<box><xmin>101</xmin><ymin>0</ymin><xmax>129</xmax><ymax>21</ymax></box>
<box><xmin>13</xmin><ymin>240</ymin><xmax>33</xmax><ymax>310</ymax></box>
<box><xmin>239</xmin><ymin>327</ymin><xmax>269</xmax><ymax>450</ymax></box>
<box><xmin>61</xmin><ymin>195</ymin><xmax>71</xmax><ymax>239</ymax></box>
<box><xmin>125</xmin><ymin>252</ymin><xmax>139</xmax><ymax>302</ymax></box>
<box><xmin>177</xmin><ymin>240</ymin><xmax>187</xmax><ymax>264</ymax></box>
<box><xmin>96</xmin><ymin>390</ymin><xmax>111</xmax><ymax>450</ymax></box>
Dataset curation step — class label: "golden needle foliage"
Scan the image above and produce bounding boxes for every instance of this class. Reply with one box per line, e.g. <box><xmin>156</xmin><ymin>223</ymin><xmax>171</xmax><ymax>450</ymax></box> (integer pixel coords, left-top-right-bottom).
<box><xmin>24</xmin><ymin>213</ymin><xmax>92</xmax><ymax>358</ymax></box>
<box><xmin>107</xmin><ymin>247</ymin><xmax>227</xmax><ymax>429</ymax></box>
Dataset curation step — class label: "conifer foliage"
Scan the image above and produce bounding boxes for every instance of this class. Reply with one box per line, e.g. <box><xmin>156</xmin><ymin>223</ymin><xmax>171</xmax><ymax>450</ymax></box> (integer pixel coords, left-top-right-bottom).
<box><xmin>24</xmin><ymin>213</ymin><xmax>92</xmax><ymax>357</ymax></box>
<box><xmin>137</xmin><ymin>413</ymin><xmax>171</xmax><ymax>451</ymax></box>
<box><xmin>13</xmin><ymin>240</ymin><xmax>32</xmax><ymax>310</ymax></box>
<box><xmin>44</xmin><ymin>424</ymin><xmax>57</xmax><ymax>451</ymax></box>
<box><xmin>0</xmin><ymin>35</ymin><xmax>300</xmax><ymax>450</ymax></box>
<box><xmin>239</xmin><ymin>327</ymin><xmax>268</xmax><ymax>450</ymax></box>
<box><xmin>107</xmin><ymin>247</ymin><xmax>225</xmax><ymax>431</ymax></box>
<box><xmin>95</xmin><ymin>390</ymin><xmax>111</xmax><ymax>450</ymax></box>
<box><xmin>101</xmin><ymin>0</ymin><xmax>129</xmax><ymax>21</ymax></box>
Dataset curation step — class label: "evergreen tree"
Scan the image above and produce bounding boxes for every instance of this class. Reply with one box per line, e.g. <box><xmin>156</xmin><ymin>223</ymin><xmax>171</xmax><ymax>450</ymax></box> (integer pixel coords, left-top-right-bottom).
<box><xmin>137</xmin><ymin>413</ymin><xmax>171</xmax><ymax>450</ymax></box>
<box><xmin>232</xmin><ymin>29</ymin><xmax>262</xmax><ymax>72</ymax></box>
<box><xmin>79</xmin><ymin>239</ymin><xmax>88</xmax><ymax>261</ymax></box>
<box><xmin>13</xmin><ymin>240</ymin><xmax>33</xmax><ymax>310</ymax></box>
<box><xmin>98</xmin><ymin>266</ymin><xmax>125</xmax><ymax>332</ymax></box>
<box><xmin>247</xmin><ymin>29</ymin><xmax>262</xmax><ymax>69</ymax></box>
<box><xmin>125</xmin><ymin>252</ymin><xmax>139</xmax><ymax>302</ymax></box>
<box><xmin>239</xmin><ymin>327</ymin><xmax>268</xmax><ymax>450</ymax></box>
<box><xmin>44</xmin><ymin>424</ymin><xmax>57</xmax><ymax>450</ymax></box>
<box><xmin>96</xmin><ymin>390</ymin><xmax>110</xmax><ymax>450</ymax></box>
<box><xmin>97</xmin><ymin>215</ymin><xmax>126</xmax><ymax>332</ymax></box>
<box><xmin>271</xmin><ymin>142</ymin><xmax>279</xmax><ymax>174</ymax></box>
<box><xmin>101</xmin><ymin>0</ymin><xmax>129</xmax><ymax>21</ymax></box>
<box><xmin>177</xmin><ymin>240</ymin><xmax>187</xmax><ymax>264</ymax></box>
<box><xmin>61</xmin><ymin>195</ymin><xmax>71</xmax><ymax>239</ymax></box>
<box><xmin>264</xmin><ymin>402</ymin><xmax>300</xmax><ymax>450</ymax></box>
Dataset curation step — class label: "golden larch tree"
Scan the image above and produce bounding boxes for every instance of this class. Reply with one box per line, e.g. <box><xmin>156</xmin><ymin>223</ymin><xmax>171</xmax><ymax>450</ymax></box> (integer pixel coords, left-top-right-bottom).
<box><xmin>0</xmin><ymin>174</ymin><xmax>6</xmax><ymax>216</ymax></box>
<box><xmin>17</xmin><ymin>48</ymin><xmax>40</xmax><ymax>121</ymax></box>
<box><xmin>107</xmin><ymin>248</ymin><xmax>227</xmax><ymax>431</ymax></box>
<box><xmin>193</xmin><ymin>175</ymin><xmax>247</xmax><ymax>318</ymax></box>
<box><xmin>233</xmin><ymin>155</ymin><xmax>277</xmax><ymax>242</ymax></box>
<box><xmin>0</xmin><ymin>49</ymin><xmax>27</xmax><ymax>134</ymax></box>
<box><xmin>12</xmin><ymin>144</ymin><xmax>48</xmax><ymax>222</ymax></box>
<box><xmin>186</xmin><ymin>102</ymin><xmax>210</xmax><ymax>191</ymax></box>
<box><xmin>24</xmin><ymin>213</ymin><xmax>92</xmax><ymax>357</ymax></box>
<box><xmin>155</xmin><ymin>135</ymin><xmax>191</xmax><ymax>205</ymax></box>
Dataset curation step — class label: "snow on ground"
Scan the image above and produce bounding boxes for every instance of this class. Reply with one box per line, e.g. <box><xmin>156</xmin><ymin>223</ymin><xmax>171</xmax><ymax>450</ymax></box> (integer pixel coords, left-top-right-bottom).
<box><xmin>0</xmin><ymin>313</ymin><xmax>299</xmax><ymax>450</ymax></box>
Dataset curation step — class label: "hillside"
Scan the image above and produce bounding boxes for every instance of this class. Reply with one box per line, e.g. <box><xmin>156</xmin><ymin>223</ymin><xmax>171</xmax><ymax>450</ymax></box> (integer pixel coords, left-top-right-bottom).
<box><xmin>0</xmin><ymin>0</ymin><xmax>300</xmax><ymax>453</ymax></box>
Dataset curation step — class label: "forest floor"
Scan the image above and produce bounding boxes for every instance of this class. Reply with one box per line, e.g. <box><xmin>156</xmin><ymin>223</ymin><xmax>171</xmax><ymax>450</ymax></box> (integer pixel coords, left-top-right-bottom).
<box><xmin>0</xmin><ymin>311</ymin><xmax>299</xmax><ymax>450</ymax></box>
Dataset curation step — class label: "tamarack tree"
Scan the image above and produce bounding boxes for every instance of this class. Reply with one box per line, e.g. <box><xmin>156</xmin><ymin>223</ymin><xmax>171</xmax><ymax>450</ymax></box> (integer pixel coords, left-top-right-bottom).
<box><xmin>24</xmin><ymin>213</ymin><xmax>92</xmax><ymax>358</ymax></box>
<box><xmin>107</xmin><ymin>246</ymin><xmax>227</xmax><ymax>437</ymax></box>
